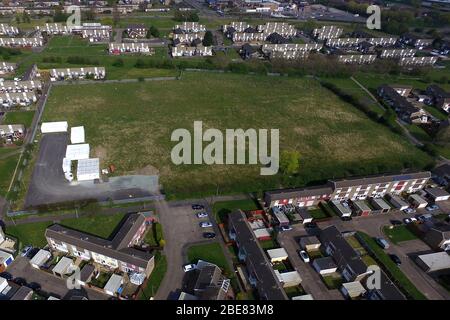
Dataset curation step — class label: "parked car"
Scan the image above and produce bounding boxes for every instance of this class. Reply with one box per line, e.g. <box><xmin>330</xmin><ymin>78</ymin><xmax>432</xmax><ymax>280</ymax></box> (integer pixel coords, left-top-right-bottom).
<box><xmin>192</xmin><ymin>204</ymin><xmax>204</xmax><ymax>210</ymax></box>
<box><xmin>183</xmin><ymin>264</ymin><xmax>196</xmax><ymax>272</ymax></box>
<box><xmin>196</xmin><ymin>212</ymin><xmax>208</xmax><ymax>219</ymax></box>
<box><xmin>404</xmin><ymin>218</ymin><xmax>412</xmax><ymax>224</ymax></box>
<box><xmin>203</xmin><ymin>232</ymin><xmax>216</xmax><ymax>239</ymax></box>
<box><xmin>12</xmin><ymin>277</ymin><xmax>27</xmax><ymax>286</ymax></box>
<box><xmin>305</xmin><ymin>222</ymin><xmax>318</xmax><ymax>229</ymax></box>
<box><xmin>21</xmin><ymin>245</ymin><xmax>33</xmax><ymax>257</ymax></box>
<box><xmin>375</xmin><ymin>237</ymin><xmax>390</xmax><ymax>249</ymax></box>
<box><xmin>280</xmin><ymin>225</ymin><xmax>292</xmax><ymax>232</ymax></box>
<box><xmin>390</xmin><ymin>220</ymin><xmax>402</xmax><ymax>226</ymax></box>
<box><xmin>0</xmin><ymin>272</ymin><xmax>13</xmax><ymax>281</ymax></box>
<box><xmin>410</xmin><ymin>217</ymin><xmax>418</xmax><ymax>223</ymax></box>
<box><xmin>200</xmin><ymin>221</ymin><xmax>213</xmax><ymax>228</ymax></box>
<box><xmin>341</xmin><ymin>216</ymin><xmax>352</xmax><ymax>221</ymax></box>
<box><xmin>403</xmin><ymin>208</ymin><xmax>416</xmax><ymax>214</ymax></box>
<box><xmin>426</xmin><ymin>204</ymin><xmax>439</xmax><ymax>212</ymax></box>
<box><xmin>418</xmin><ymin>214</ymin><xmax>432</xmax><ymax>223</ymax></box>
<box><xmin>26</xmin><ymin>282</ymin><xmax>41</xmax><ymax>292</ymax></box>
<box><xmin>389</xmin><ymin>254</ymin><xmax>402</xmax><ymax>266</ymax></box>
<box><xmin>298</xmin><ymin>250</ymin><xmax>310</xmax><ymax>263</ymax></box>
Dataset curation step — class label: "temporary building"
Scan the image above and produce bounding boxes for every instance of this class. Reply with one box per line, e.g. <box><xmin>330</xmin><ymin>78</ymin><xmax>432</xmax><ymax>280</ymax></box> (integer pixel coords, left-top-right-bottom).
<box><xmin>41</xmin><ymin>121</ymin><xmax>68</xmax><ymax>133</ymax></box>
<box><xmin>104</xmin><ymin>274</ymin><xmax>123</xmax><ymax>296</ymax></box>
<box><xmin>70</xmin><ymin>126</ymin><xmax>85</xmax><ymax>144</ymax></box>
<box><xmin>267</xmin><ymin>248</ymin><xmax>288</xmax><ymax>263</ymax></box>
<box><xmin>253</xmin><ymin>228</ymin><xmax>271</xmax><ymax>241</ymax></box>
<box><xmin>65</xmin><ymin>144</ymin><xmax>90</xmax><ymax>161</ymax></box>
<box><xmin>77</xmin><ymin>158</ymin><xmax>100</xmax><ymax>181</ymax></box>
<box><xmin>29</xmin><ymin>249</ymin><xmax>51</xmax><ymax>269</ymax></box>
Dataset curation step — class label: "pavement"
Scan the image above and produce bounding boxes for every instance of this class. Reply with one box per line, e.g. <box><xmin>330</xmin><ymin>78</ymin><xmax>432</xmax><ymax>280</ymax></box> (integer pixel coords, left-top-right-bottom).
<box><xmin>6</xmin><ymin>256</ymin><xmax>109</xmax><ymax>300</ymax></box>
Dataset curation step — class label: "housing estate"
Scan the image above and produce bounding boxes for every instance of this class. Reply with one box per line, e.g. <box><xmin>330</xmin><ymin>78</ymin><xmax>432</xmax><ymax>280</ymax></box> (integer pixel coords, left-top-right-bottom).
<box><xmin>228</xmin><ymin>210</ymin><xmax>288</xmax><ymax>300</ymax></box>
<box><xmin>174</xmin><ymin>22</ymin><xmax>206</xmax><ymax>33</ymax></box>
<box><xmin>0</xmin><ymin>91</ymin><xmax>37</xmax><ymax>108</ymax></box>
<box><xmin>36</xmin><ymin>23</ymin><xmax>70</xmax><ymax>35</ymax></box>
<box><xmin>109</xmin><ymin>43</ymin><xmax>153</xmax><ymax>55</ymax></box>
<box><xmin>45</xmin><ymin>212</ymin><xmax>155</xmax><ymax>277</ymax></box>
<box><xmin>0</xmin><ymin>124</ymin><xmax>25</xmax><ymax>143</ymax></box>
<box><xmin>380</xmin><ymin>49</ymin><xmax>416</xmax><ymax>58</ymax></box>
<box><xmin>313</xmin><ymin>25</ymin><xmax>343</xmax><ymax>40</ymax></box>
<box><xmin>125</xmin><ymin>24</ymin><xmax>148</xmax><ymax>38</ymax></box>
<box><xmin>171</xmin><ymin>45</ymin><xmax>212</xmax><ymax>57</ymax></box>
<box><xmin>0</xmin><ymin>62</ymin><xmax>16</xmax><ymax>74</ymax></box>
<box><xmin>399</xmin><ymin>56</ymin><xmax>437</xmax><ymax>66</ymax></box>
<box><xmin>0</xmin><ymin>79</ymin><xmax>42</xmax><ymax>93</ymax></box>
<box><xmin>264</xmin><ymin>171</ymin><xmax>430</xmax><ymax>208</ymax></box>
<box><xmin>338</xmin><ymin>54</ymin><xmax>376</xmax><ymax>64</ymax></box>
<box><xmin>0</xmin><ymin>37</ymin><xmax>43</xmax><ymax>47</ymax></box>
<box><xmin>426</xmin><ymin>85</ymin><xmax>450</xmax><ymax>113</ymax></box>
<box><xmin>50</xmin><ymin>67</ymin><xmax>106</xmax><ymax>81</ymax></box>
<box><xmin>0</xmin><ymin>23</ymin><xmax>19</xmax><ymax>36</ymax></box>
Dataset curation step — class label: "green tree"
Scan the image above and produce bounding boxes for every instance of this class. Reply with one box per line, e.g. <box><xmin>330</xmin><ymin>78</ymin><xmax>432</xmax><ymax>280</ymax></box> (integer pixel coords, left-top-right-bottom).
<box><xmin>149</xmin><ymin>25</ymin><xmax>160</xmax><ymax>38</ymax></box>
<box><xmin>280</xmin><ymin>150</ymin><xmax>301</xmax><ymax>175</ymax></box>
<box><xmin>202</xmin><ymin>31</ymin><xmax>214</xmax><ymax>46</ymax></box>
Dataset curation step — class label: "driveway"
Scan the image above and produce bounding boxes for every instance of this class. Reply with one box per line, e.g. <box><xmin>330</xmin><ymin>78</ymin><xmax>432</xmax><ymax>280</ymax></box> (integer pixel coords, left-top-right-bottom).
<box><xmin>277</xmin><ymin>228</ymin><xmax>344</xmax><ymax>300</ymax></box>
<box><xmin>6</xmin><ymin>256</ymin><xmax>109</xmax><ymax>300</ymax></box>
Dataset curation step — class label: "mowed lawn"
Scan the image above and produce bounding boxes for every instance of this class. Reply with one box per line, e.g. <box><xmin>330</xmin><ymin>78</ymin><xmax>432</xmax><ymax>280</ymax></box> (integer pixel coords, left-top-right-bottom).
<box><xmin>42</xmin><ymin>72</ymin><xmax>432</xmax><ymax>198</ymax></box>
<box><xmin>0</xmin><ymin>153</ymin><xmax>20</xmax><ymax>196</ymax></box>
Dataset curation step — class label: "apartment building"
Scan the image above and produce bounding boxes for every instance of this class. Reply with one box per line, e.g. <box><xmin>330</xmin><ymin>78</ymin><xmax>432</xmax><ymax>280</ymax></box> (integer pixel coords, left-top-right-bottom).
<box><xmin>232</xmin><ymin>32</ymin><xmax>266</xmax><ymax>43</ymax></box>
<box><xmin>0</xmin><ymin>124</ymin><xmax>25</xmax><ymax>142</ymax></box>
<box><xmin>45</xmin><ymin>213</ymin><xmax>155</xmax><ymax>277</ymax></box>
<box><xmin>0</xmin><ymin>37</ymin><xmax>43</xmax><ymax>47</ymax></box>
<box><xmin>380</xmin><ymin>49</ymin><xmax>416</xmax><ymax>58</ymax></box>
<box><xmin>36</xmin><ymin>23</ymin><xmax>70</xmax><ymax>35</ymax></box>
<box><xmin>125</xmin><ymin>24</ymin><xmax>148</xmax><ymax>38</ymax></box>
<box><xmin>174</xmin><ymin>22</ymin><xmax>206</xmax><ymax>33</ymax></box>
<box><xmin>257</xmin><ymin>22</ymin><xmax>297</xmax><ymax>38</ymax></box>
<box><xmin>0</xmin><ymin>23</ymin><xmax>19</xmax><ymax>36</ymax></box>
<box><xmin>399</xmin><ymin>56</ymin><xmax>438</xmax><ymax>66</ymax></box>
<box><xmin>171</xmin><ymin>45</ymin><xmax>212</xmax><ymax>57</ymax></box>
<box><xmin>338</xmin><ymin>54</ymin><xmax>377</xmax><ymax>64</ymax></box>
<box><xmin>326</xmin><ymin>38</ymin><xmax>365</xmax><ymax>48</ymax></box>
<box><xmin>0</xmin><ymin>80</ymin><xmax>42</xmax><ymax>93</ymax></box>
<box><xmin>0</xmin><ymin>62</ymin><xmax>16</xmax><ymax>75</ymax></box>
<box><xmin>222</xmin><ymin>22</ymin><xmax>251</xmax><ymax>33</ymax></box>
<box><xmin>173</xmin><ymin>32</ymin><xmax>205</xmax><ymax>44</ymax></box>
<box><xmin>50</xmin><ymin>67</ymin><xmax>106</xmax><ymax>81</ymax></box>
<box><xmin>264</xmin><ymin>171</ymin><xmax>430</xmax><ymax>208</ymax></box>
<box><xmin>0</xmin><ymin>92</ymin><xmax>37</xmax><ymax>108</ymax></box>
<box><xmin>313</xmin><ymin>25</ymin><xmax>343</xmax><ymax>41</ymax></box>
<box><xmin>109</xmin><ymin>43</ymin><xmax>153</xmax><ymax>55</ymax></box>
<box><xmin>426</xmin><ymin>85</ymin><xmax>450</xmax><ymax>113</ymax></box>
<box><xmin>367</xmin><ymin>37</ymin><xmax>398</xmax><ymax>47</ymax></box>
<box><xmin>329</xmin><ymin>171</ymin><xmax>430</xmax><ymax>201</ymax></box>
<box><xmin>228</xmin><ymin>210</ymin><xmax>288</xmax><ymax>300</ymax></box>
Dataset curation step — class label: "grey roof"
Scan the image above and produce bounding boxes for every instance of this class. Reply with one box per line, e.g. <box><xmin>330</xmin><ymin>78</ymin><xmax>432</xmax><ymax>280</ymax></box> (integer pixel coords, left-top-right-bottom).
<box><xmin>228</xmin><ymin>210</ymin><xmax>288</xmax><ymax>300</ymax></box>
<box><xmin>264</xmin><ymin>185</ymin><xmax>332</xmax><ymax>203</ymax></box>
<box><xmin>79</xmin><ymin>264</ymin><xmax>95</xmax><ymax>282</ymax></box>
<box><xmin>45</xmin><ymin>213</ymin><xmax>153</xmax><ymax>269</ymax></box>
<box><xmin>331</xmin><ymin>171</ymin><xmax>430</xmax><ymax>189</ymax></box>
<box><xmin>432</xmin><ymin>163</ymin><xmax>450</xmax><ymax>177</ymax></box>
<box><xmin>10</xmin><ymin>286</ymin><xmax>32</xmax><ymax>300</ymax></box>
<box><xmin>367</xmin><ymin>270</ymin><xmax>406</xmax><ymax>300</ymax></box>
<box><xmin>425</xmin><ymin>187</ymin><xmax>450</xmax><ymax>198</ymax></box>
<box><xmin>319</xmin><ymin>226</ymin><xmax>367</xmax><ymax>276</ymax></box>
<box><xmin>313</xmin><ymin>256</ymin><xmax>337</xmax><ymax>270</ymax></box>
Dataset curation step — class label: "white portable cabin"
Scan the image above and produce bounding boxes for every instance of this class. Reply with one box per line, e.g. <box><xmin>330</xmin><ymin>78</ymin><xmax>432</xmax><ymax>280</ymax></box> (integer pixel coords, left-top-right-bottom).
<box><xmin>70</xmin><ymin>126</ymin><xmax>85</xmax><ymax>144</ymax></box>
<box><xmin>41</xmin><ymin>121</ymin><xmax>68</xmax><ymax>133</ymax></box>
<box><xmin>77</xmin><ymin>158</ymin><xmax>100</xmax><ymax>181</ymax></box>
<box><xmin>65</xmin><ymin>144</ymin><xmax>90</xmax><ymax>161</ymax></box>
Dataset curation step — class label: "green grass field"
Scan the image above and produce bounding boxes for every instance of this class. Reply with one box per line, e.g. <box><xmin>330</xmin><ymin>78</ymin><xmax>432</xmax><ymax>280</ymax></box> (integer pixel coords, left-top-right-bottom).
<box><xmin>2</xmin><ymin>111</ymin><xmax>35</xmax><ymax>128</ymax></box>
<box><xmin>187</xmin><ymin>242</ymin><xmax>231</xmax><ymax>274</ymax></box>
<box><xmin>138</xmin><ymin>251</ymin><xmax>168</xmax><ymax>300</ymax></box>
<box><xmin>213</xmin><ymin>199</ymin><xmax>261</xmax><ymax>224</ymax></box>
<box><xmin>41</xmin><ymin>72</ymin><xmax>432</xmax><ymax>199</ymax></box>
<box><xmin>6</xmin><ymin>212</ymin><xmax>126</xmax><ymax>248</ymax></box>
<box><xmin>0</xmin><ymin>153</ymin><xmax>19</xmax><ymax>196</ymax></box>
<box><xmin>383</xmin><ymin>225</ymin><xmax>418</xmax><ymax>244</ymax></box>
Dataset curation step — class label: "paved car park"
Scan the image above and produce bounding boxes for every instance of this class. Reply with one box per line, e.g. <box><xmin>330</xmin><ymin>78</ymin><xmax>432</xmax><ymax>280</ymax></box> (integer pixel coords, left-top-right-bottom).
<box><xmin>5</xmin><ymin>256</ymin><xmax>109</xmax><ymax>300</ymax></box>
<box><xmin>25</xmin><ymin>133</ymin><xmax>160</xmax><ymax>207</ymax></box>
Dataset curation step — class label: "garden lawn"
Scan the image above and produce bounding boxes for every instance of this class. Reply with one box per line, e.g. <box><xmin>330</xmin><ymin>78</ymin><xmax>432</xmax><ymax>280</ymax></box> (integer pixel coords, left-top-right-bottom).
<box><xmin>383</xmin><ymin>225</ymin><xmax>418</xmax><ymax>244</ymax></box>
<box><xmin>213</xmin><ymin>199</ymin><xmax>261</xmax><ymax>224</ymax></box>
<box><xmin>187</xmin><ymin>242</ymin><xmax>231</xmax><ymax>274</ymax></box>
<box><xmin>41</xmin><ymin>71</ymin><xmax>433</xmax><ymax>199</ymax></box>
<box><xmin>6</xmin><ymin>212</ymin><xmax>127</xmax><ymax>248</ymax></box>
<box><xmin>3</xmin><ymin>111</ymin><xmax>35</xmax><ymax>128</ymax></box>
<box><xmin>0</xmin><ymin>153</ymin><xmax>19</xmax><ymax>196</ymax></box>
<box><xmin>138</xmin><ymin>252</ymin><xmax>168</xmax><ymax>300</ymax></box>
